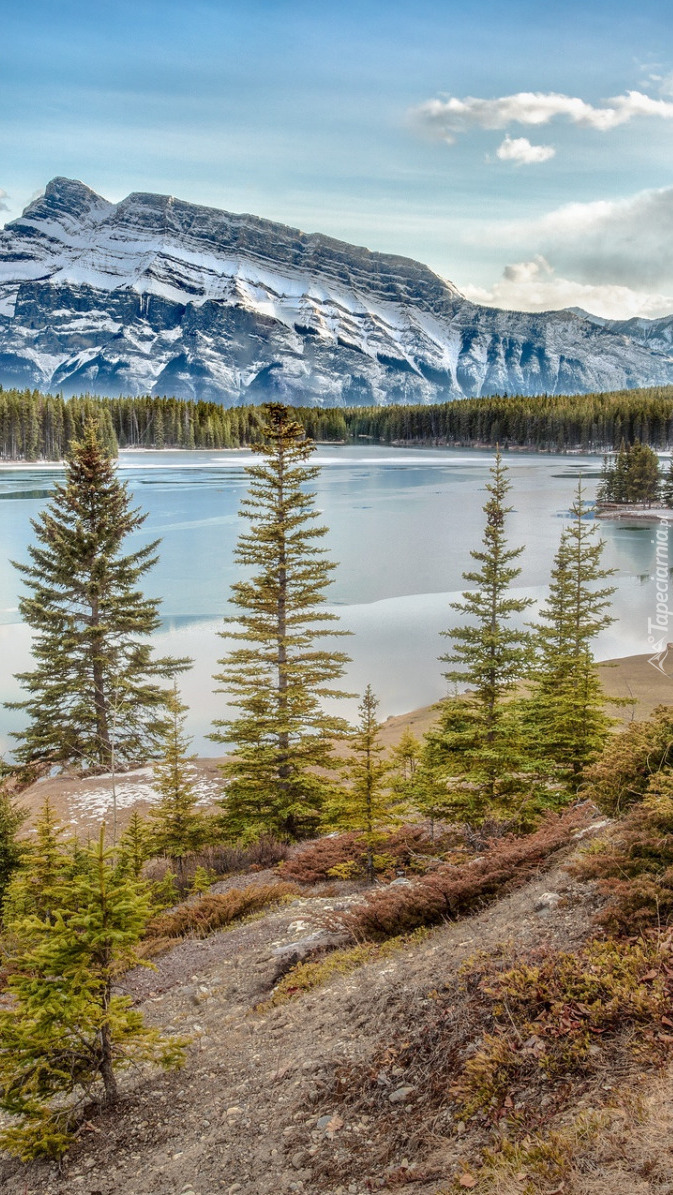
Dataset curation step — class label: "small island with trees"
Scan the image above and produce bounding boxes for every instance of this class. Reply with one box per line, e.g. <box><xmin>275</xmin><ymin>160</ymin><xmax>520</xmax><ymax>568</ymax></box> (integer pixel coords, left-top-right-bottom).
<box><xmin>596</xmin><ymin>439</ymin><xmax>673</xmax><ymax>519</ymax></box>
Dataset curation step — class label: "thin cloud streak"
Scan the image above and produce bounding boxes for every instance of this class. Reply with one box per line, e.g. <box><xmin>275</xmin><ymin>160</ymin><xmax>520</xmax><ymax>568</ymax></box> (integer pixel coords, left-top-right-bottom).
<box><xmin>412</xmin><ymin>89</ymin><xmax>673</xmax><ymax>143</ymax></box>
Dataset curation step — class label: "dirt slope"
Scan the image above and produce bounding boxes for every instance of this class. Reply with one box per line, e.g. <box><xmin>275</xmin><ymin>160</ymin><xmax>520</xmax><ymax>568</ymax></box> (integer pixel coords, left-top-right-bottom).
<box><xmin>0</xmin><ymin>838</ymin><xmax>610</xmax><ymax>1195</ymax></box>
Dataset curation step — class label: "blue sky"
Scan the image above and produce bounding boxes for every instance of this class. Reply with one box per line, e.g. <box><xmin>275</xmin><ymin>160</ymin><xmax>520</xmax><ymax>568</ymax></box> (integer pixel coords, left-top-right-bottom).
<box><xmin>2</xmin><ymin>0</ymin><xmax>673</xmax><ymax>317</ymax></box>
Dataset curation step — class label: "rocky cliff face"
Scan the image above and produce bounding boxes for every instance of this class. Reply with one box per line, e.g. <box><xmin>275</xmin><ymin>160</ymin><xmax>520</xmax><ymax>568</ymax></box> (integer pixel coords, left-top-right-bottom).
<box><xmin>1</xmin><ymin>177</ymin><xmax>672</xmax><ymax>404</ymax></box>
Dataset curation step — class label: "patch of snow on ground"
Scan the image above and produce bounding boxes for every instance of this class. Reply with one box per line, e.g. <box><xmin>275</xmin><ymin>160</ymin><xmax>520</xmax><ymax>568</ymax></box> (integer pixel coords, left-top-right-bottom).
<box><xmin>67</xmin><ymin>765</ymin><xmax>220</xmax><ymax>820</ymax></box>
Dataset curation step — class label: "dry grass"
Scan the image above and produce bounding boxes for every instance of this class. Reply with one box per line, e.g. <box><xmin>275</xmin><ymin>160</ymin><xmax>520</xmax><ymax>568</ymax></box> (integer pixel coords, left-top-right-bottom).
<box><xmin>307</xmin><ymin>919</ymin><xmax>673</xmax><ymax>1192</ymax></box>
<box><xmin>438</xmin><ymin>1074</ymin><xmax>673</xmax><ymax>1194</ymax></box>
<box><xmin>139</xmin><ymin>882</ymin><xmax>301</xmax><ymax>956</ymax></box>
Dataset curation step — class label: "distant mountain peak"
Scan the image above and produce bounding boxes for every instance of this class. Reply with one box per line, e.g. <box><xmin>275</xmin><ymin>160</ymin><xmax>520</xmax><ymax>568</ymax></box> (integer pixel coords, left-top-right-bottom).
<box><xmin>21</xmin><ymin>177</ymin><xmax>113</xmax><ymax>223</ymax></box>
<box><xmin>1</xmin><ymin>178</ymin><xmax>672</xmax><ymax>403</ymax></box>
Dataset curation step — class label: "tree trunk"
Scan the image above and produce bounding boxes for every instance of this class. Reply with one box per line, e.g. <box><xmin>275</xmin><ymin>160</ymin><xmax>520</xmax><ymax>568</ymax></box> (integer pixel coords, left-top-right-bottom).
<box><xmin>276</xmin><ymin>448</ymin><xmax>291</xmax><ymax>812</ymax></box>
<box><xmin>90</xmin><ymin>595</ymin><xmax>112</xmax><ymax>768</ymax></box>
<box><xmin>99</xmin><ymin>1009</ymin><xmax>118</xmax><ymax>1106</ymax></box>
<box><xmin>366</xmin><ymin>843</ymin><xmax>374</xmax><ymax>885</ymax></box>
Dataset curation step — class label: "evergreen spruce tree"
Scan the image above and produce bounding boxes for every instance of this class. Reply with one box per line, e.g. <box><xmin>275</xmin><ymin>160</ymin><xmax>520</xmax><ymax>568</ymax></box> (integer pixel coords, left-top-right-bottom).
<box><xmin>612</xmin><ymin>440</ymin><xmax>630</xmax><ymax>504</ymax></box>
<box><xmin>388</xmin><ymin>728</ymin><xmax>451</xmax><ymax>833</ymax></box>
<box><xmin>0</xmin><ymin>828</ymin><xmax>186</xmax><ymax>1159</ymax></box>
<box><xmin>117</xmin><ymin>810</ymin><xmax>152</xmax><ymax>880</ymax></box>
<box><xmin>327</xmin><ymin>686</ymin><xmax>399</xmax><ymax>883</ymax></box>
<box><xmin>9</xmin><ymin>421</ymin><xmax>190</xmax><ymax>769</ymax></box>
<box><xmin>435</xmin><ymin>452</ymin><xmax>533</xmax><ymax>820</ymax></box>
<box><xmin>626</xmin><ymin>441</ymin><xmax>661</xmax><ymax>505</ymax></box>
<box><xmin>390</xmin><ymin>728</ymin><xmax>422</xmax><ymax>794</ymax></box>
<box><xmin>523</xmin><ymin>482</ymin><xmax>616</xmax><ymax>783</ymax></box>
<box><xmin>212</xmin><ymin>403</ymin><xmax>352</xmax><ymax>841</ymax></box>
<box><xmin>149</xmin><ymin>684</ymin><xmax>210</xmax><ymax>885</ymax></box>
<box><xmin>4</xmin><ymin>797</ymin><xmax>67</xmax><ymax>923</ymax></box>
<box><xmin>414</xmin><ymin>698</ymin><xmax>485</xmax><ymax>827</ymax></box>
<box><xmin>596</xmin><ymin>453</ymin><xmax>616</xmax><ymax>504</ymax></box>
<box><xmin>0</xmin><ymin>784</ymin><xmax>25</xmax><ymax>913</ymax></box>
<box><xmin>190</xmin><ymin>864</ymin><xmax>215</xmax><ymax>894</ymax></box>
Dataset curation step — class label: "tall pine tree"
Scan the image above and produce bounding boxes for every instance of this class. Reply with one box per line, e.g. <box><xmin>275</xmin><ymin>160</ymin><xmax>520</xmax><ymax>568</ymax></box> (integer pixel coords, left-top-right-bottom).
<box><xmin>212</xmin><ymin>403</ymin><xmax>351</xmax><ymax>841</ymax></box>
<box><xmin>0</xmin><ymin>784</ymin><xmax>25</xmax><ymax>914</ymax></box>
<box><xmin>523</xmin><ymin>481</ymin><xmax>616</xmax><ymax>783</ymax></box>
<box><xmin>597</xmin><ymin>441</ymin><xmax>661</xmax><ymax>506</ymax></box>
<box><xmin>663</xmin><ymin>457</ymin><xmax>673</xmax><ymax>509</ymax></box>
<box><xmin>434</xmin><ymin>452</ymin><xmax>533</xmax><ymax>820</ymax></box>
<box><xmin>627</xmin><ymin>442</ymin><xmax>661</xmax><ymax>505</ymax></box>
<box><xmin>9</xmin><ymin>421</ymin><xmax>190</xmax><ymax>770</ymax></box>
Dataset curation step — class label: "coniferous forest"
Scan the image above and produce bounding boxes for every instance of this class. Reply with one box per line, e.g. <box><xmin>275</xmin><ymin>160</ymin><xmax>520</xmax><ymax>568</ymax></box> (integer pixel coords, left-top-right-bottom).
<box><xmin>4</xmin><ymin>383</ymin><xmax>673</xmax><ymax>459</ymax></box>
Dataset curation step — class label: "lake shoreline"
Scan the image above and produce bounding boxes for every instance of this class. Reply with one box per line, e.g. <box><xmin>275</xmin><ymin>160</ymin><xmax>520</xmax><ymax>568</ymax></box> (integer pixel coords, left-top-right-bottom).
<box><xmin>0</xmin><ymin>441</ymin><xmax>650</xmax><ymax>469</ymax></box>
<box><xmin>13</xmin><ymin>650</ymin><xmax>673</xmax><ymax>838</ymax></box>
<box><xmin>596</xmin><ymin>504</ymin><xmax>673</xmax><ymax>521</ymax></box>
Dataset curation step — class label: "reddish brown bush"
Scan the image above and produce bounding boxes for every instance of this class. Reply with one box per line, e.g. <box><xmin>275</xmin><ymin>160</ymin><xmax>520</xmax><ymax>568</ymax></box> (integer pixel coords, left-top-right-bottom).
<box><xmin>280</xmin><ymin>825</ymin><xmax>461</xmax><ymax>884</ymax></box>
<box><xmin>572</xmin><ymin>778</ymin><xmax>673</xmax><ymax>933</ymax></box>
<box><xmin>210</xmin><ymin>835</ymin><xmax>291</xmax><ymax>875</ymax></box>
<box><xmin>144</xmin><ymin>881</ymin><xmax>300</xmax><ymax>941</ymax></box>
<box><xmin>328</xmin><ymin>808</ymin><xmax>590</xmax><ymax>941</ymax></box>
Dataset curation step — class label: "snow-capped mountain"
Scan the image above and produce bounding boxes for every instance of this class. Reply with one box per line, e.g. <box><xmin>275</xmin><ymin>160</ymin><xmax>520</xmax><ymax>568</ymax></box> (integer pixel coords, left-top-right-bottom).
<box><xmin>573</xmin><ymin>308</ymin><xmax>673</xmax><ymax>356</ymax></box>
<box><xmin>1</xmin><ymin>177</ymin><xmax>672</xmax><ymax>404</ymax></box>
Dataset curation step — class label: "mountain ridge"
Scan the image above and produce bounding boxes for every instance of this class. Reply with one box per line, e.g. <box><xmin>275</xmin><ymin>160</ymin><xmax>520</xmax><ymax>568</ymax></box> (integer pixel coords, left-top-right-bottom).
<box><xmin>1</xmin><ymin>177</ymin><xmax>672</xmax><ymax>405</ymax></box>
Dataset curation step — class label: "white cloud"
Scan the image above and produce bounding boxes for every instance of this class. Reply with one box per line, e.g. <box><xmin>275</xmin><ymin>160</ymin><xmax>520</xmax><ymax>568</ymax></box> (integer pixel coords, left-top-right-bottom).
<box><xmin>485</xmin><ymin>185</ymin><xmax>673</xmax><ymax>289</ymax></box>
<box><xmin>462</xmin><ymin>256</ymin><xmax>673</xmax><ymax>320</ymax></box>
<box><xmin>0</xmin><ymin>189</ymin><xmax>9</xmax><ymax>213</ymax></box>
<box><xmin>495</xmin><ymin>136</ymin><xmax>555</xmax><ymax>165</ymax></box>
<box><xmin>412</xmin><ymin>89</ymin><xmax>673</xmax><ymax>143</ymax></box>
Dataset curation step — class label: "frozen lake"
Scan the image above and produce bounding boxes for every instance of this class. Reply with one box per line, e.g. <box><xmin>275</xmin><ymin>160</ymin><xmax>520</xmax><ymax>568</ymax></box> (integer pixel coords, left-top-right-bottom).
<box><xmin>0</xmin><ymin>445</ymin><xmax>669</xmax><ymax>756</ymax></box>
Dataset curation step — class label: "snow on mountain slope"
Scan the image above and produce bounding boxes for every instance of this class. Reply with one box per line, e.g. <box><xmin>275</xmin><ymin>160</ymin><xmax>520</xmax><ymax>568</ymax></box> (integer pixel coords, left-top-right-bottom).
<box><xmin>1</xmin><ymin>177</ymin><xmax>672</xmax><ymax>404</ymax></box>
<box><xmin>575</xmin><ymin>308</ymin><xmax>673</xmax><ymax>356</ymax></box>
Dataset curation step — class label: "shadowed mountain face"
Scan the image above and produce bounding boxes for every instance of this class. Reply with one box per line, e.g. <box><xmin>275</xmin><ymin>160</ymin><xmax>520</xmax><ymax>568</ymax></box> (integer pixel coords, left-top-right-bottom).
<box><xmin>1</xmin><ymin>177</ymin><xmax>672</xmax><ymax>405</ymax></box>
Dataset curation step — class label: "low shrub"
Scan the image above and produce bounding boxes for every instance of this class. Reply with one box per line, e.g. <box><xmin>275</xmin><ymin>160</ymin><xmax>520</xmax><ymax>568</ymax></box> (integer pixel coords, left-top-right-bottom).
<box><xmin>206</xmin><ymin>835</ymin><xmax>291</xmax><ymax>876</ymax></box>
<box><xmin>280</xmin><ymin>825</ymin><xmax>462</xmax><ymax>885</ymax></box>
<box><xmin>327</xmin><ymin>808</ymin><xmax>589</xmax><ymax>942</ymax></box>
<box><xmin>144</xmin><ymin>882</ymin><xmax>301</xmax><ymax>942</ymax></box>
<box><xmin>141</xmin><ymin>836</ymin><xmax>292</xmax><ymax>899</ymax></box>
<box><xmin>454</xmin><ymin>930</ymin><xmax>673</xmax><ymax>1121</ymax></box>
<box><xmin>572</xmin><ymin>776</ymin><xmax>673</xmax><ymax>933</ymax></box>
<box><xmin>583</xmin><ymin>703</ymin><xmax>673</xmax><ymax>816</ymax></box>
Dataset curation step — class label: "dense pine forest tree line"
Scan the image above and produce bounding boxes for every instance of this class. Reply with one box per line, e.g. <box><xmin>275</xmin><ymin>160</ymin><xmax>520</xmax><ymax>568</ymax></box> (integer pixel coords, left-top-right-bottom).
<box><xmin>4</xmin><ymin>383</ymin><xmax>673</xmax><ymax>459</ymax></box>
